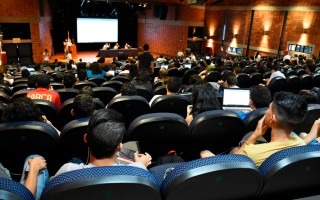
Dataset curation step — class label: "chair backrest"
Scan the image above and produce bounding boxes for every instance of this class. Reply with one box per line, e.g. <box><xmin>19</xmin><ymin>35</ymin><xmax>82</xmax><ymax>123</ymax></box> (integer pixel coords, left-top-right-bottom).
<box><xmin>236</xmin><ymin>73</ymin><xmax>251</xmax><ymax>88</ymax></box>
<box><xmin>0</xmin><ymin>121</ymin><xmax>59</xmax><ymax>176</ymax></box>
<box><xmin>0</xmin><ymin>178</ymin><xmax>35</xmax><ymax>200</ymax></box>
<box><xmin>268</xmin><ymin>76</ymin><xmax>288</xmax><ymax>96</ymax></box>
<box><xmin>167</xmin><ymin>68</ymin><xmax>180</xmax><ymax>77</ymax></box>
<box><xmin>153</xmin><ymin>85</ymin><xmax>167</xmax><ymax>96</ymax></box>
<box><xmin>153</xmin><ymin>80</ymin><xmax>163</xmax><ymax>89</ymax></box>
<box><xmin>300</xmin><ymin>74</ymin><xmax>313</xmax><ymax>90</ymax></box>
<box><xmin>0</xmin><ymin>84</ymin><xmax>12</xmax><ymax>96</ymax></box>
<box><xmin>293</xmin><ymin>104</ymin><xmax>320</xmax><ymax>134</ymax></box>
<box><xmin>150</xmin><ymin>94</ymin><xmax>192</xmax><ymax>118</ymax></box>
<box><xmin>189</xmin><ymin>110</ymin><xmax>245</xmax><ymax>155</ymax></box>
<box><xmin>182</xmin><ymin>69</ymin><xmax>197</xmax><ymax>85</ymax></box>
<box><xmin>87</xmin><ymin>77</ymin><xmax>107</xmax><ymax>86</ymax></box>
<box><xmin>33</xmin><ymin>99</ymin><xmax>59</xmax><ymax>127</ymax></box>
<box><xmin>56</xmin><ymin>88</ymin><xmax>79</xmax><ymax>104</ymax></box>
<box><xmin>135</xmin><ymin>85</ymin><xmax>153</xmax><ymax>101</ymax></box>
<box><xmin>312</xmin><ymin>73</ymin><xmax>320</xmax><ymax>88</ymax></box>
<box><xmin>41</xmin><ymin>166</ymin><xmax>161</xmax><ymax>200</ymax></box>
<box><xmin>59</xmin><ymin>98</ymin><xmax>76</xmax><ymax>129</ymax></box>
<box><xmin>243</xmin><ymin>107</ymin><xmax>268</xmax><ymax>133</ymax></box>
<box><xmin>74</xmin><ymin>81</ymin><xmax>98</xmax><ymax>90</ymax></box>
<box><xmin>204</xmin><ymin>71</ymin><xmax>220</xmax><ymax>83</ymax></box>
<box><xmin>50</xmin><ymin>82</ymin><xmax>64</xmax><ymax>90</ymax></box>
<box><xmin>110</xmin><ymin>75</ymin><xmax>130</xmax><ymax>83</ymax></box>
<box><xmin>286</xmin><ymin>75</ymin><xmax>301</xmax><ymax>93</ymax></box>
<box><xmin>60</xmin><ymin>118</ymin><xmax>90</xmax><ymax>163</ymax></box>
<box><xmin>250</xmin><ymin>72</ymin><xmax>263</xmax><ymax>86</ymax></box>
<box><xmin>11</xmin><ymin>89</ymin><xmax>33</xmax><ymax>101</ymax></box>
<box><xmin>258</xmin><ymin>145</ymin><xmax>320</xmax><ymax>199</ymax></box>
<box><xmin>101</xmin><ymin>80</ymin><xmax>123</xmax><ymax>93</ymax></box>
<box><xmin>0</xmin><ymin>91</ymin><xmax>11</xmax><ymax>103</ymax></box>
<box><xmin>161</xmin><ymin>155</ymin><xmax>262</xmax><ymax>200</ymax></box>
<box><xmin>92</xmin><ymin>87</ymin><xmax>118</xmax><ymax>105</ymax></box>
<box><xmin>127</xmin><ymin>113</ymin><xmax>189</xmax><ymax>159</ymax></box>
<box><xmin>11</xmin><ymin>83</ymin><xmax>28</xmax><ymax>94</ymax></box>
<box><xmin>108</xmin><ymin>95</ymin><xmax>151</xmax><ymax>130</ymax></box>
<box><xmin>11</xmin><ymin>78</ymin><xmax>28</xmax><ymax>87</ymax></box>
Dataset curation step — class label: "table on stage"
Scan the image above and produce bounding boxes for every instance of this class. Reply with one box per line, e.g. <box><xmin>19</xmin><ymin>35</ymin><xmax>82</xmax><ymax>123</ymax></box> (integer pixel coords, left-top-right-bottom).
<box><xmin>97</xmin><ymin>48</ymin><xmax>138</xmax><ymax>58</ymax></box>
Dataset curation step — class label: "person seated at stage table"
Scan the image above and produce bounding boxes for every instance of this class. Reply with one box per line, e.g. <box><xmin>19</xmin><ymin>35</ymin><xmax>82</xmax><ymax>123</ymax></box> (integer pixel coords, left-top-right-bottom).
<box><xmin>87</xmin><ymin>62</ymin><xmax>112</xmax><ymax>79</ymax></box>
<box><xmin>113</xmin><ymin>43</ymin><xmax>120</xmax><ymax>49</ymax></box>
<box><xmin>124</xmin><ymin>43</ymin><xmax>131</xmax><ymax>49</ymax></box>
<box><xmin>102</xmin><ymin>43</ymin><xmax>110</xmax><ymax>50</ymax></box>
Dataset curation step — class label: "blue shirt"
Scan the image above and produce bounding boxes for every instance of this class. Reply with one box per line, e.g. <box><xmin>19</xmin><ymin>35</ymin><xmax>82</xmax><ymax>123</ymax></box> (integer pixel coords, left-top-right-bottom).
<box><xmin>87</xmin><ymin>70</ymin><xmax>106</xmax><ymax>79</ymax></box>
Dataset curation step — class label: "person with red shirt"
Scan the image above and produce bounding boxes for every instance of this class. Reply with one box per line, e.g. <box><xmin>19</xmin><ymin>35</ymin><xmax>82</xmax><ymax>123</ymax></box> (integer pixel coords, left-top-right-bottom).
<box><xmin>27</xmin><ymin>74</ymin><xmax>61</xmax><ymax>110</ymax></box>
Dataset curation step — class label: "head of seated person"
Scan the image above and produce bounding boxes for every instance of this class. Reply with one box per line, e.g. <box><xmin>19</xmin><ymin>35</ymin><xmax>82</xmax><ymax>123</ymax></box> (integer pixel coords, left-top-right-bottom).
<box><xmin>21</xmin><ymin>69</ymin><xmax>30</xmax><ymax>78</ymax></box>
<box><xmin>54</xmin><ymin>73</ymin><xmax>64</xmax><ymax>83</ymax></box>
<box><xmin>119</xmin><ymin>82</ymin><xmax>137</xmax><ymax>96</ymax></box>
<box><xmin>190</xmin><ymin>81</ymin><xmax>222</xmax><ymax>118</ymax></box>
<box><xmin>63</xmin><ymin>72</ymin><xmax>77</xmax><ymax>88</ymax></box>
<box><xmin>166</xmin><ymin>76</ymin><xmax>182</xmax><ymax>94</ymax></box>
<box><xmin>77</xmin><ymin>69</ymin><xmax>87</xmax><ymax>81</ymax></box>
<box><xmin>2</xmin><ymin>97</ymin><xmax>44</xmax><ymax>122</ymax></box>
<box><xmin>250</xmin><ymin>85</ymin><xmax>272</xmax><ymax>110</ymax></box>
<box><xmin>79</xmin><ymin>86</ymin><xmax>94</xmax><ymax>97</ymax></box>
<box><xmin>71</xmin><ymin>94</ymin><xmax>95</xmax><ymax>119</ymax></box>
<box><xmin>299</xmin><ymin>89</ymin><xmax>318</xmax><ymax>104</ymax></box>
<box><xmin>35</xmin><ymin>74</ymin><xmax>51</xmax><ymax>89</ymax></box>
<box><xmin>27</xmin><ymin>75</ymin><xmax>37</xmax><ymax>89</ymax></box>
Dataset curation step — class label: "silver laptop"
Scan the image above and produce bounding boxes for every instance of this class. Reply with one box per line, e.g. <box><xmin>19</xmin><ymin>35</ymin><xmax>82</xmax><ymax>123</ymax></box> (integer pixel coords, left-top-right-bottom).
<box><xmin>222</xmin><ymin>88</ymin><xmax>252</xmax><ymax>113</ymax></box>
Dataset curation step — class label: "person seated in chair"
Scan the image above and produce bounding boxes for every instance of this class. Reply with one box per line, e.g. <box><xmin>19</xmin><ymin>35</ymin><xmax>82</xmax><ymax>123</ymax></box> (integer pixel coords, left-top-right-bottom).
<box><xmin>54</xmin><ymin>108</ymin><xmax>152</xmax><ymax>176</ymax></box>
<box><xmin>149</xmin><ymin>76</ymin><xmax>182</xmax><ymax>106</ymax></box>
<box><xmin>236</xmin><ymin>85</ymin><xmax>272</xmax><ymax>120</ymax></box>
<box><xmin>71</xmin><ymin>94</ymin><xmax>95</xmax><ymax>119</ymax></box>
<box><xmin>201</xmin><ymin>91</ymin><xmax>320</xmax><ymax>167</ymax></box>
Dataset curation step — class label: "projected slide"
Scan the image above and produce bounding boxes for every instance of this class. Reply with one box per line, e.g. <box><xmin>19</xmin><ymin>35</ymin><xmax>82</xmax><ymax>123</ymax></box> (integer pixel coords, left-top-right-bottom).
<box><xmin>77</xmin><ymin>18</ymin><xmax>118</xmax><ymax>43</ymax></box>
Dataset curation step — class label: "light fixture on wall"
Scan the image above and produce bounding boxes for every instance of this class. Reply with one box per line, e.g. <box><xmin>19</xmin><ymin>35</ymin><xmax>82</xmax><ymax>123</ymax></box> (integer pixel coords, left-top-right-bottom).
<box><xmin>303</xmin><ymin>28</ymin><xmax>308</xmax><ymax>34</ymax></box>
<box><xmin>264</xmin><ymin>31</ymin><xmax>268</xmax><ymax>35</ymax></box>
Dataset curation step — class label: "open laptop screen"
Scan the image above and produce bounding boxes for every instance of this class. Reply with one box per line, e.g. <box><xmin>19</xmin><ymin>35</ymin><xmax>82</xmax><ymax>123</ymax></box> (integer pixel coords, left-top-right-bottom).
<box><xmin>223</xmin><ymin>88</ymin><xmax>250</xmax><ymax>107</ymax></box>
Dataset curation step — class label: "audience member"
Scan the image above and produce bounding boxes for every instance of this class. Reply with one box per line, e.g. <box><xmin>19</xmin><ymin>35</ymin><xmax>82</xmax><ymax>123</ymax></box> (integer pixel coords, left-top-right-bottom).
<box><xmin>71</xmin><ymin>94</ymin><xmax>95</xmax><ymax>119</ymax></box>
<box><xmin>27</xmin><ymin>74</ymin><xmax>61</xmax><ymax>110</ymax></box>
<box><xmin>131</xmin><ymin>70</ymin><xmax>152</xmax><ymax>92</ymax></box>
<box><xmin>87</xmin><ymin>62</ymin><xmax>110</xmax><ymax>79</ymax></box>
<box><xmin>149</xmin><ymin>76</ymin><xmax>182</xmax><ymax>106</ymax></box>
<box><xmin>54</xmin><ymin>108</ymin><xmax>152</xmax><ymax>176</ymax></box>
<box><xmin>63</xmin><ymin>72</ymin><xmax>77</xmax><ymax>88</ymax></box>
<box><xmin>237</xmin><ymin>86</ymin><xmax>272</xmax><ymax>120</ymax></box>
<box><xmin>185</xmin><ymin>81</ymin><xmax>221</xmax><ymax>125</ymax></box>
<box><xmin>201</xmin><ymin>91</ymin><xmax>312</xmax><ymax>167</ymax></box>
<box><xmin>299</xmin><ymin>89</ymin><xmax>318</xmax><ymax>104</ymax></box>
<box><xmin>265</xmin><ymin>62</ymin><xmax>285</xmax><ymax>86</ymax></box>
<box><xmin>138</xmin><ymin>44</ymin><xmax>154</xmax><ymax>73</ymax></box>
<box><xmin>114</xmin><ymin>82</ymin><xmax>137</xmax><ymax>98</ymax></box>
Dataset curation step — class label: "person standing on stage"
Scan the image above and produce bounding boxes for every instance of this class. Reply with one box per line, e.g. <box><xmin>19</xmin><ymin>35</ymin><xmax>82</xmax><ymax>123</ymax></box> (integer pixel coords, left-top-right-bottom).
<box><xmin>138</xmin><ymin>43</ymin><xmax>154</xmax><ymax>73</ymax></box>
<box><xmin>43</xmin><ymin>49</ymin><xmax>49</xmax><ymax>63</ymax></box>
<box><xmin>63</xmin><ymin>39</ymin><xmax>68</xmax><ymax>58</ymax></box>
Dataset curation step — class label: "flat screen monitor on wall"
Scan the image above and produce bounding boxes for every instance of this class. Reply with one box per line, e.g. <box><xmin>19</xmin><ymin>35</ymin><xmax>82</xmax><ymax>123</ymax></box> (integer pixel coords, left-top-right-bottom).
<box><xmin>77</xmin><ymin>18</ymin><xmax>118</xmax><ymax>43</ymax></box>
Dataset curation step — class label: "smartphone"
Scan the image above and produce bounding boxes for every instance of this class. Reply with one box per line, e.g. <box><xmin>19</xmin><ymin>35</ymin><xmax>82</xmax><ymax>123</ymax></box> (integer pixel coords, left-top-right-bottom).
<box><xmin>119</xmin><ymin>148</ymin><xmax>136</xmax><ymax>161</ymax></box>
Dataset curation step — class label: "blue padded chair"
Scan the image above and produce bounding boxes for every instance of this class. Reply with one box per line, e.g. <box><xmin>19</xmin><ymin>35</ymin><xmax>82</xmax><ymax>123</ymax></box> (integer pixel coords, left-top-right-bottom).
<box><xmin>161</xmin><ymin>155</ymin><xmax>262</xmax><ymax>200</ymax></box>
<box><xmin>60</xmin><ymin>118</ymin><xmax>90</xmax><ymax>163</ymax></box>
<box><xmin>33</xmin><ymin>99</ymin><xmax>59</xmax><ymax>128</ymax></box>
<box><xmin>258</xmin><ymin>145</ymin><xmax>320</xmax><ymax>199</ymax></box>
<box><xmin>189</xmin><ymin>110</ymin><xmax>245</xmax><ymax>156</ymax></box>
<box><xmin>41</xmin><ymin>166</ymin><xmax>161</xmax><ymax>200</ymax></box>
<box><xmin>0</xmin><ymin>178</ymin><xmax>35</xmax><ymax>200</ymax></box>
<box><xmin>0</xmin><ymin>121</ymin><xmax>59</xmax><ymax>179</ymax></box>
<box><xmin>92</xmin><ymin>86</ymin><xmax>118</xmax><ymax>105</ymax></box>
<box><xmin>268</xmin><ymin>76</ymin><xmax>288</xmax><ymax>97</ymax></box>
<box><xmin>101</xmin><ymin>80</ymin><xmax>123</xmax><ymax>93</ymax></box>
<box><xmin>87</xmin><ymin>77</ymin><xmax>107</xmax><ymax>86</ymax></box>
<box><xmin>56</xmin><ymin>88</ymin><xmax>79</xmax><ymax>104</ymax></box>
<box><xmin>127</xmin><ymin>113</ymin><xmax>189</xmax><ymax>160</ymax></box>
<box><xmin>74</xmin><ymin>81</ymin><xmax>98</xmax><ymax>90</ymax></box>
<box><xmin>149</xmin><ymin>163</ymin><xmax>184</xmax><ymax>186</ymax></box>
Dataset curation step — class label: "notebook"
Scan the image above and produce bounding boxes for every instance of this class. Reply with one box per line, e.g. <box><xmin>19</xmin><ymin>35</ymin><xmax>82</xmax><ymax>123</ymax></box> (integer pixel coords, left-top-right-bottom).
<box><xmin>222</xmin><ymin>88</ymin><xmax>252</xmax><ymax>113</ymax></box>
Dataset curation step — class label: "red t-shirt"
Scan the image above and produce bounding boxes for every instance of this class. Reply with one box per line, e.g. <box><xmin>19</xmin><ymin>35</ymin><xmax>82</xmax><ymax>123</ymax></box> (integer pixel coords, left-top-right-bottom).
<box><xmin>27</xmin><ymin>88</ymin><xmax>61</xmax><ymax>110</ymax></box>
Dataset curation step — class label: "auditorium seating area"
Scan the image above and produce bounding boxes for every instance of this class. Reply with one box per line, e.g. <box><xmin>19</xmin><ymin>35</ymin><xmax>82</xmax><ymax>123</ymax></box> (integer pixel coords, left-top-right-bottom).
<box><xmin>1</xmin><ymin>53</ymin><xmax>320</xmax><ymax>199</ymax></box>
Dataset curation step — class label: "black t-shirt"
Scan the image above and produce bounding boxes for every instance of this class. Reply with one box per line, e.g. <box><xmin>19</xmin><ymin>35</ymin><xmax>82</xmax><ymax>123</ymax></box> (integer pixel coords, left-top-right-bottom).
<box><xmin>138</xmin><ymin>52</ymin><xmax>153</xmax><ymax>70</ymax></box>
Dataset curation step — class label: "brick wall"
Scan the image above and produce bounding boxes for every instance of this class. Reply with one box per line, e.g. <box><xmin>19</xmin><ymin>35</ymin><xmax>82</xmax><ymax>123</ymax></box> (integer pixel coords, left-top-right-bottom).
<box><xmin>0</xmin><ymin>0</ymin><xmax>52</xmax><ymax>63</ymax></box>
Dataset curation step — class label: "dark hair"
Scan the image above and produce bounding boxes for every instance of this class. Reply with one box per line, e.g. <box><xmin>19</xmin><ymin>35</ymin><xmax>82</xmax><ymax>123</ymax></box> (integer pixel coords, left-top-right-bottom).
<box><xmin>27</xmin><ymin>75</ymin><xmax>37</xmax><ymax>88</ymax></box>
<box><xmin>77</xmin><ymin>69</ymin><xmax>87</xmax><ymax>81</ymax></box>
<box><xmin>128</xmin><ymin>64</ymin><xmax>138</xmax><ymax>80</ymax></box>
<box><xmin>120</xmin><ymin>82</ymin><xmax>137</xmax><ymax>96</ymax></box>
<box><xmin>272</xmin><ymin>91</ymin><xmax>308</xmax><ymax>129</ymax></box>
<box><xmin>54</xmin><ymin>73</ymin><xmax>64</xmax><ymax>83</ymax></box>
<box><xmin>21</xmin><ymin>69</ymin><xmax>30</xmax><ymax>78</ymax></box>
<box><xmin>135</xmin><ymin>70</ymin><xmax>151</xmax><ymax>84</ymax></box>
<box><xmin>250</xmin><ymin>86</ymin><xmax>271</xmax><ymax>108</ymax></box>
<box><xmin>167</xmin><ymin>76</ymin><xmax>182</xmax><ymax>93</ymax></box>
<box><xmin>299</xmin><ymin>89</ymin><xmax>318</xmax><ymax>104</ymax></box>
<box><xmin>86</xmin><ymin>109</ymin><xmax>126</xmax><ymax>159</ymax></box>
<box><xmin>191</xmin><ymin>81</ymin><xmax>221</xmax><ymax>117</ymax></box>
<box><xmin>79</xmin><ymin>86</ymin><xmax>94</xmax><ymax>97</ymax></box>
<box><xmin>90</xmin><ymin>62</ymin><xmax>102</xmax><ymax>75</ymax></box>
<box><xmin>3</xmin><ymin>97</ymin><xmax>44</xmax><ymax>122</ymax></box>
<box><xmin>63</xmin><ymin>72</ymin><xmax>76</xmax><ymax>88</ymax></box>
<box><xmin>72</xmin><ymin>94</ymin><xmax>95</xmax><ymax>118</ymax></box>
<box><xmin>35</xmin><ymin>74</ymin><xmax>51</xmax><ymax>88</ymax></box>
<box><xmin>226</xmin><ymin>74</ymin><xmax>238</xmax><ymax>86</ymax></box>
<box><xmin>143</xmin><ymin>44</ymin><xmax>149</xmax><ymax>51</ymax></box>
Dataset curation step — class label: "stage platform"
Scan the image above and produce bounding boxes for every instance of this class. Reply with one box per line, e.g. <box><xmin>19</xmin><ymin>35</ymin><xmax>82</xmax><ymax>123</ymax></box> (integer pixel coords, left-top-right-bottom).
<box><xmin>97</xmin><ymin>48</ymin><xmax>138</xmax><ymax>58</ymax></box>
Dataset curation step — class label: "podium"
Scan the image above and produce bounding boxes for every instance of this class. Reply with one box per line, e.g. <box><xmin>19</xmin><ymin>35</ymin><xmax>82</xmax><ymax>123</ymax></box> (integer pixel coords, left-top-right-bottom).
<box><xmin>70</xmin><ymin>44</ymin><xmax>77</xmax><ymax>58</ymax></box>
<box><xmin>1</xmin><ymin>52</ymin><xmax>6</xmax><ymax>65</ymax></box>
